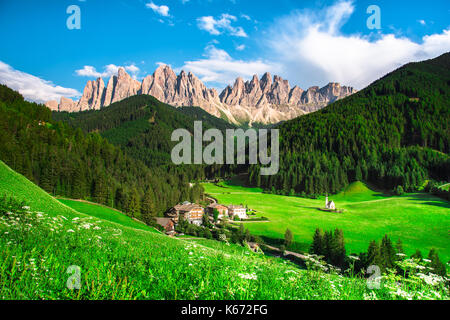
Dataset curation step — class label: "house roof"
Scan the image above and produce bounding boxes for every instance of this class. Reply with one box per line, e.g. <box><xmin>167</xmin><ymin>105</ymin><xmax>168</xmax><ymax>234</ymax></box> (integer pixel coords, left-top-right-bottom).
<box><xmin>174</xmin><ymin>203</ymin><xmax>203</xmax><ymax>212</ymax></box>
<box><xmin>207</xmin><ymin>203</ymin><xmax>228</xmax><ymax>209</ymax></box>
<box><xmin>155</xmin><ymin>218</ymin><xmax>173</xmax><ymax>226</ymax></box>
<box><xmin>228</xmin><ymin>205</ymin><xmax>245</xmax><ymax>210</ymax></box>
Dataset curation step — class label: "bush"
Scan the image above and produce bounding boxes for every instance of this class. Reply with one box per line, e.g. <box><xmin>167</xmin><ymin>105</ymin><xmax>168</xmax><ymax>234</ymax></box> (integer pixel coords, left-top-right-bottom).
<box><xmin>204</xmin><ymin>229</ymin><xmax>213</xmax><ymax>239</ymax></box>
<box><xmin>394</xmin><ymin>185</ymin><xmax>405</xmax><ymax>196</ymax></box>
<box><xmin>0</xmin><ymin>194</ymin><xmax>26</xmax><ymax>216</ymax></box>
<box><xmin>186</xmin><ymin>224</ymin><xmax>197</xmax><ymax>236</ymax></box>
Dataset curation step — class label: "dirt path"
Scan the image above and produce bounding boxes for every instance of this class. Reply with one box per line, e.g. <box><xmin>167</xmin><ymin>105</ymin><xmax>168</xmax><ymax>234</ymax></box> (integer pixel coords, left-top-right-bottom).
<box><xmin>343</xmin><ymin>198</ymin><xmax>397</xmax><ymax>206</ymax></box>
<box><xmin>253</xmin><ymin>242</ymin><xmax>307</xmax><ymax>260</ymax></box>
<box><xmin>231</xmin><ymin>220</ymin><xmax>270</xmax><ymax>224</ymax></box>
<box><xmin>206</xmin><ymin>196</ymin><xmax>217</xmax><ymax>205</ymax></box>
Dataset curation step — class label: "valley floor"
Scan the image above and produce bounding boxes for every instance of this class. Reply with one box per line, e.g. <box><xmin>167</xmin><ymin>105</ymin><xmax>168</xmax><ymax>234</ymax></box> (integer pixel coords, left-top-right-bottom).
<box><xmin>203</xmin><ymin>180</ymin><xmax>450</xmax><ymax>262</ymax></box>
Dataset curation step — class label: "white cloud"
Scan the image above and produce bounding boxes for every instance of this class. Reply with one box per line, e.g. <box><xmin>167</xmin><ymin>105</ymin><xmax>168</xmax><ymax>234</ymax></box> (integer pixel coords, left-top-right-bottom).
<box><xmin>0</xmin><ymin>61</ymin><xmax>81</xmax><ymax>103</ymax></box>
<box><xmin>75</xmin><ymin>65</ymin><xmax>102</xmax><ymax>77</ymax></box>
<box><xmin>197</xmin><ymin>14</ymin><xmax>248</xmax><ymax>37</ymax></box>
<box><xmin>265</xmin><ymin>0</ymin><xmax>450</xmax><ymax>89</ymax></box>
<box><xmin>241</xmin><ymin>14</ymin><xmax>251</xmax><ymax>21</ymax></box>
<box><xmin>179</xmin><ymin>45</ymin><xmax>279</xmax><ymax>86</ymax></box>
<box><xmin>156</xmin><ymin>61</ymin><xmax>172</xmax><ymax>68</ymax></box>
<box><xmin>236</xmin><ymin>44</ymin><xmax>246</xmax><ymax>51</ymax></box>
<box><xmin>75</xmin><ymin>64</ymin><xmax>141</xmax><ymax>79</ymax></box>
<box><xmin>418</xmin><ymin>19</ymin><xmax>426</xmax><ymax>26</ymax></box>
<box><xmin>146</xmin><ymin>2</ymin><xmax>170</xmax><ymax>17</ymax></box>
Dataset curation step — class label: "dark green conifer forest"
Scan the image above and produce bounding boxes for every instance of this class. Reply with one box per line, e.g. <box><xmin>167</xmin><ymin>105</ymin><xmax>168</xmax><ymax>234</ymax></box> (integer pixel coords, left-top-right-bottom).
<box><xmin>0</xmin><ymin>85</ymin><xmax>204</xmax><ymax>220</ymax></box>
<box><xmin>249</xmin><ymin>53</ymin><xmax>450</xmax><ymax>196</ymax></box>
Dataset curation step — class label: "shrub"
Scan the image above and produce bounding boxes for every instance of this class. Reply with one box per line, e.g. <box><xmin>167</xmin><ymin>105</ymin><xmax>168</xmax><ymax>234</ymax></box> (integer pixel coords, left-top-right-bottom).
<box><xmin>394</xmin><ymin>185</ymin><xmax>405</xmax><ymax>196</ymax></box>
<box><xmin>0</xmin><ymin>194</ymin><xmax>26</xmax><ymax>216</ymax></box>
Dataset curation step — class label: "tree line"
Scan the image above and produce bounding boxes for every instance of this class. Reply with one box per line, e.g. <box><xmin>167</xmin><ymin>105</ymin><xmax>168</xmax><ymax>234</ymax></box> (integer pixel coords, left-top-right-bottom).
<box><xmin>310</xmin><ymin>228</ymin><xmax>447</xmax><ymax>277</ymax></box>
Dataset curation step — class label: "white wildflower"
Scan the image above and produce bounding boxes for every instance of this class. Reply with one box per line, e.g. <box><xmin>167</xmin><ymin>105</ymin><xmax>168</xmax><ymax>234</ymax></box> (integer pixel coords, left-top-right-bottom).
<box><xmin>238</xmin><ymin>273</ymin><xmax>258</xmax><ymax>280</ymax></box>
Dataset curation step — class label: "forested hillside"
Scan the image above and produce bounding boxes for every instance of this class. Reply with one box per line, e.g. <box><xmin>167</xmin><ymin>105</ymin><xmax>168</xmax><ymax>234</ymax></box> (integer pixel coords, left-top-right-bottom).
<box><xmin>249</xmin><ymin>53</ymin><xmax>450</xmax><ymax>195</ymax></box>
<box><xmin>53</xmin><ymin>95</ymin><xmax>239</xmax><ymax>179</ymax></box>
<box><xmin>0</xmin><ymin>85</ymin><xmax>203</xmax><ymax>221</ymax></box>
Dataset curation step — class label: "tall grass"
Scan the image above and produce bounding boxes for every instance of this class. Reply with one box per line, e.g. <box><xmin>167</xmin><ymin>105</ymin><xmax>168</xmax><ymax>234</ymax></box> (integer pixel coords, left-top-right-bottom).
<box><xmin>1</xmin><ymin>205</ymin><xmax>448</xmax><ymax>300</ymax></box>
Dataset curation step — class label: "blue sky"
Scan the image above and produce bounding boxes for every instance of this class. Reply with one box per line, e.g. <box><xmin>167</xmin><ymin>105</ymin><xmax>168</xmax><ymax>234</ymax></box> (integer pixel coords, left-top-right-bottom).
<box><xmin>0</xmin><ymin>0</ymin><xmax>449</xmax><ymax>102</ymax></box>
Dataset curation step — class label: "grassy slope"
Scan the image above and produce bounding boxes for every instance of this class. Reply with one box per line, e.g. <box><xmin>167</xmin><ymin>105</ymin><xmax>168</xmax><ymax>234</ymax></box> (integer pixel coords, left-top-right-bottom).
<box><xmin>203</xmin><ymin>180</ymin><xmax>450</xmax><ymax>262</ymax></box>
<box><xmin>0</xmin><ymin>161</ymin><xmax>76</xmax><ymax>217</ymax></box>
<box><xmin>57</xmin><ymin>199</ymin><xmax>156</xmax><ymax>233</ymax></box>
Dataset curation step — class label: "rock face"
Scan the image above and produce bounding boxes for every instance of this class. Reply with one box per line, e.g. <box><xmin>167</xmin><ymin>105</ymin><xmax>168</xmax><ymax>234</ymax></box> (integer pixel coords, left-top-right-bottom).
<box><xmin>46</xmin><ymin>66</ymin><xmax>356</xmax><ymax>124</ymax></box>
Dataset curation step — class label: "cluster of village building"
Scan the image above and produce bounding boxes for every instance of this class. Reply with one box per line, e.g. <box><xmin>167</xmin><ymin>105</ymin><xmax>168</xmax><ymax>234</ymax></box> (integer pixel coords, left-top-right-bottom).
<box><xmin>155</xmin><ymin>202</ymin><xmax>248</xmax><ymax>234</ymax></box>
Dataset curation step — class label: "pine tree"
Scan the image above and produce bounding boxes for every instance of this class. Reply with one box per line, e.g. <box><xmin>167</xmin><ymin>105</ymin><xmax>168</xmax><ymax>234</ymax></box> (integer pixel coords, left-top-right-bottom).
<box><xmin>176</xmin><ymin>215</ymin><xmax>188</xmax><ymax>233</ymax></box>
<box><xmin>238</xmin><ymin>223</ymin><xmax>245</xmax><ymax>243</ymax></box>
<box><xmin>141</xmin><ymin>189</ymin><xmax>155</xmax><ymax>224</ymax></box>
<box><xmin>367</xmin><ymin>240</ymin><xmax>380</xmax><ymax>266</ymax></box>
<box><xmin>244</xmin><ymin>228</ymin><xmax>251</xmax><ymax>243</ymax></box>
<box><xmin>428</xmin><ymin>248</ymin><xmax>447</xmax><ymax>276</ymax></box>
<box><xmin>330</xmin><ymin>229</ymin><xmax>346</xmax><ymax>268</ymax></box>
<box><xmin>212</xmin><ymin>208</ymin><xmax>220</xmax><ymax>222</ymax></box>
<box><xmin>93</xmin><ymin>174</ymin><xmax>108</xmax><ymax>205</ymax></box>
<box><xmin>411</xmin><ymin>249</ymin><xmax>423</xmax><ymax>261</ymax></box>
<box><xmin>310</xmin><ymin>228</ymin><xmax>324</xmax><ymax>255</ymax></box>
<box><xmin>323</xmin><ymin>230</ymin><xmax>333</xmax><ymax>260</ymax></box>
<box><xmin>284</xmin><ymin>228</ymin><xmax>293</xmax><ymax>248</ymax></box>
<box><xmin>202</xmin><ymin>213</ymin><xmax>212</xmax><ymax>228</ymax></box>
<box><xmin>379</xmin><ymin>234</ymin><xmax>396</xmax><ymax>271</ymax></box>
<box><xmin>128</xmin><ymin>188</ymin><xmax>141</xmax><ymax>218</ymax></box>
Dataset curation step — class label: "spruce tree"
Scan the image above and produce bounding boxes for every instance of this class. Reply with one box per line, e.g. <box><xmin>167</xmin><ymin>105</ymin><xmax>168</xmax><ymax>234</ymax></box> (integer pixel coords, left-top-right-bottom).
<box><xmin>284</xmin><ymin>228</ymin><xmax>293</xmax><ymax>248</ymax></box>
<box><xmin>212</xmin><ymin>208</ymin><xmax>220</xmax><ymax>222</ymax></box>
<box><xmin>367</xmin><ymin>240</ymin><xmax>380</xmax><ymax>267</ymax></box>
<box><xmin>310</xmin><ymin>228</ymin><xmax>324</xmax><ymax>255</ymax></box>
<box><xmin>128</xmin><ymin>188</ymin><xmax>141</xmax><ymax>218</ymax></box>
<box><xmin>379</xmin><ymin>235</ymin><xmax>396</xmax><ymax>270</ymax></box>
<box><xmin>411</xmin><ymin>249</ymin><xmax>423</xmax><ymax>261</ymax></box>
<box><xmin>330</xmin><ymin>229</ymin><xmax>346</xmax><ymax>268</ymax></box>
<box><xmin>323</xmin><ymin>230</ymin><xmax>333</xmax><ymax>261</ymax></box>
<box><xmin>428</xmin><ymin>248</ymin><xmax>447</xmax><ymax>276</ymax></box>
<box><xmin>141</xmin><ymin>189</ymin><xmax>155</xmax><ymax>224</ymax></box>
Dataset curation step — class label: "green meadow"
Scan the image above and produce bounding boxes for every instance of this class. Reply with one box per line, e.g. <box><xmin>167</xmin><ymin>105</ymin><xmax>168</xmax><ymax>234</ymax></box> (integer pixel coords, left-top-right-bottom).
<box><xmin>0</xmin><ymin>160</ymin><xmax>448</xmax><ymax>300</ymax></box>
<box><xmin>203</xmin><ymin>179</ymin><xmax>450</xmax><ymax>262</ymax></box>
<box><xmin>0</xmin><ymin>160</ymin><xmax>370</xmax><ymax>300</ymax></box>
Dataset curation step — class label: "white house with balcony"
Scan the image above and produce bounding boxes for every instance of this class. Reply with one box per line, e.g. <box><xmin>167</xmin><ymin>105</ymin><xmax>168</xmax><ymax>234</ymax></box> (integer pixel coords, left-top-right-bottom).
<box><xmin>228</xmin><ymin>205</ymin><xmax>248</xmax><ymax>219</ymax></box>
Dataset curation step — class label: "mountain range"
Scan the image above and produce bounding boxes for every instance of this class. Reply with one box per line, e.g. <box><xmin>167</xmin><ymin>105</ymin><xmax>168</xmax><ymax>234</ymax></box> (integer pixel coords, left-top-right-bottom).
<box><xmin>45</xmin><ymin>65</ymin><xmax>356</xmax><ymax>125</ymax></box>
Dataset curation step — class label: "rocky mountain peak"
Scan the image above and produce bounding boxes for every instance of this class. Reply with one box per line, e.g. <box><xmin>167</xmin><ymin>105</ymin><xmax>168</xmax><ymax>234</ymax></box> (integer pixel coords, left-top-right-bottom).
<box><xmin>117</xmin><ymin>67</ymin><xmax>128</xmax><ymax>79</ymax></box>
<box><xmin>46</xmin><ymin>67</ymin><xmax>356</xmax><ymax>125</ymax></box>
<box><xmin>260</xmin><ymin>72</ymin><xmax>272</xmax><ymax>92</ymax></box>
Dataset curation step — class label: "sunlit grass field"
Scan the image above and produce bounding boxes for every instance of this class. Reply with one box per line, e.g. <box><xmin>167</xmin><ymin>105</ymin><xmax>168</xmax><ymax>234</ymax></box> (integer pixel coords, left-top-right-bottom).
<box><xmin>203</xmin><ymin>179</ymin><xmax>450</xmax><ymax>262</ymax></box>
<box><xmin>1</xmin><ymin>161</ymin><xmax>448</xmax><ymax>300</ymax></box>
<box><xmin>57</xmin><ymin>199</ymin><xmax>157</xmax><ymax>233</ymax></box>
